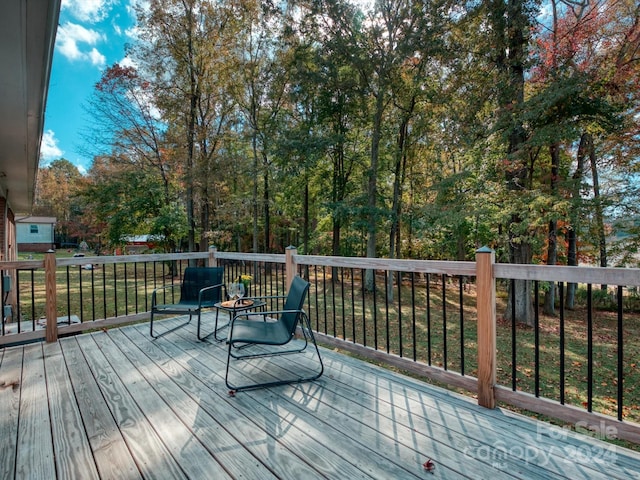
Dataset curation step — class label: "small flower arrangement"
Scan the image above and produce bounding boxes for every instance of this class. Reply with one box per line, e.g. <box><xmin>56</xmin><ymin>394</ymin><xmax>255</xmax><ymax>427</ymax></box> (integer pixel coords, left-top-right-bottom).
<box><xmin>238</xmin><ymin>274</ymin><xmax>252</xmax><ymax>292</ymax></box>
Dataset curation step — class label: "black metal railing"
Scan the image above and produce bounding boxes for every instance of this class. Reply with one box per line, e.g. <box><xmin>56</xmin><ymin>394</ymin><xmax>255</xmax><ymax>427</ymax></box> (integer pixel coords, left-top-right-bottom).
<box><xmin>0</xmin><ymin>253</ymin><xmax>290</xmax><ymax>337</ymax></box>
<box><xmin>300</xmin><ymin>264</ymin><xmax>473</xmax><ymax>377</ymax></box>
<box><xmin>501</xmin><ymin>279</ymin><xmax>637</xmax><ymax>423</ymax></box>
<box><xmin>2</xmin><ymin>249</ymin><xmax>640</xmax><ymax>438</ymax></box>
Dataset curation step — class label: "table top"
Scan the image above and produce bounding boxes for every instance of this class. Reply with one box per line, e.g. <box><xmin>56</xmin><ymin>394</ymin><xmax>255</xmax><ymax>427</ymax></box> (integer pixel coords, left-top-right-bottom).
<box><xmin>215</xmin><ymin>299</ymin><xmax>265</xmax><ymax>311</ymax></box>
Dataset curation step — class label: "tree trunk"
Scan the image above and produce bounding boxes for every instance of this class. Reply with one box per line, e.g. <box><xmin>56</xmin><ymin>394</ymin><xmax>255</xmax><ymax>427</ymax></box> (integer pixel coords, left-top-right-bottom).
<box><xmin>251</xmin><ymin>131</ymin><xmax>259</xmax><ymax>253</ymax></box>
<box><xmin>543</xmin><ymin>143</ymin><xmax>560</xmax><ymax>315</ymax></box>
<box><xmin>364</xmin><ymin>91</ymin><xmax>384</xmax><ymax>291</ymax></box>
<box><xmin>566</xmin><ymin>132</ymin><xmax>588</xmax><ymax>309</ymax></box>
<box><xmin>388</xmin><ymin>108</ymin><xmax>412</xmax><ymax>300</ymax></box>
<box><xmin>500</xmin><ymin>0</ymin><xmax>535</xmax><ymax>326</ymax></box>
<box><xmin>331</xmin><ymin>132</ymin><xmax>347</xmax><ymax>258</ymax></box>
<box><xmin>589</xmin><ymin>138</ymin><xmax>608</xmax><ymax>289</ymax></box>
<box><xmin>185</xmin><ymin>3</ymin><xmax>197</xmax><ymax>255</ymax></box>
<box><xmin>199</xmin><ymin>198</ymin><xmax>210</xmax><ymax>252</ymax></box>
<box><xmin>389</xmin><ymin>106</ymin><xmax>412</xmax><ymax>261</ymax></box>
<box><xmin>263</xmin><ymin>154</ymin><xmax>270</xmax><ymax>252</ymax></box>
<box><xmin>303</xmin><ymin>179</ymin><xmax>309</xmax><ymax>255</ymax></box>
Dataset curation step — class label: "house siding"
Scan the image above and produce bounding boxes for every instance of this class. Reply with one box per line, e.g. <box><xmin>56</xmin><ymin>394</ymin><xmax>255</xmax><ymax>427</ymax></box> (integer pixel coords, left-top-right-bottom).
<box><xmin>16</xmin><ymin>216</ymin><xmax>55</xmax><ymax>253</ymax></box>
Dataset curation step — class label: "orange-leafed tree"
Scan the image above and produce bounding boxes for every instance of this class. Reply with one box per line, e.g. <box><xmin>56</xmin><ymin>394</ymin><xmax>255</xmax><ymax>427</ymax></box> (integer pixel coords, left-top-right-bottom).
<box><xmin>529</xmin><ymin>0</ymin><xmax>639</xmax><ymax>310</ymax></box>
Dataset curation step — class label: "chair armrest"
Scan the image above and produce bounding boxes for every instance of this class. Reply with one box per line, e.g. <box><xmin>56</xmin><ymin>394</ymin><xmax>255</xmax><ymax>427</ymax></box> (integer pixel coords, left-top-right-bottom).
<box><xmin>197</xmin><ymin>282</ymin><xmax>224</xmax><ymax>304</ymax></box>
<box><xmin>242</xmin><ymin>294</ymin><xmax>287</xmax><ymax>301</ymax></box>
<box><xmin>151</xmin><ymin>283</ymin><xmax>181</xmax><ymax>307</ymax></box>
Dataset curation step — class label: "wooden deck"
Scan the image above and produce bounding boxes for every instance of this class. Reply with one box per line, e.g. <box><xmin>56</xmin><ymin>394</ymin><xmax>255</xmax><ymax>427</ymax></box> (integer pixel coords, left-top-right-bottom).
<box><xmin>1</xmin><ymin>314</ymin><xmax>640</xmax><ymax>479</ymax></box>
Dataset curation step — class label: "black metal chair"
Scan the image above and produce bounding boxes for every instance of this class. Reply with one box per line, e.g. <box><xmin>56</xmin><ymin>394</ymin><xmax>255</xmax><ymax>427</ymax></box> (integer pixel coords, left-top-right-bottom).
<box><xmin>225</xmin><ymin>275</ymin><xmax>324</xmax><ymax>392</ymax></box>
<box><xmin>150</xmin><ymin>267</ymin><xmax>224</xmax><ymax>338</ymax></box>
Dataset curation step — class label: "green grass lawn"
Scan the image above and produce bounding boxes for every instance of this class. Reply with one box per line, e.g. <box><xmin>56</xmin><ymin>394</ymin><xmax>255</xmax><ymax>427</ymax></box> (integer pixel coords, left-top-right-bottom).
<box><xmin>13</xmin><ymin>251</ymin><xmax>183</xmax><ymax>323</ymax></box>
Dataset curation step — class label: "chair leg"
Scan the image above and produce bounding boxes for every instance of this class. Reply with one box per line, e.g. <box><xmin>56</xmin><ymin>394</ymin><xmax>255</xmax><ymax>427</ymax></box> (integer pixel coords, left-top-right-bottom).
<box><xmin>225</xmin><ymin>314</ymin><xmax>323</xmax><ymax>392</ymax></box>
<box><xmin>197</xmin><ymin>311</ymin><xmax>205</xmax><ymax>340</ymax></box>
<box><xmin>197</xmin><ymin>309</ymin><xmax>229</xmax><ymax>341</ymax></box>
<box><xmin>213</xmin><ymin>309</ymin><xmax>230</xmax><ymax>341</ymax></box>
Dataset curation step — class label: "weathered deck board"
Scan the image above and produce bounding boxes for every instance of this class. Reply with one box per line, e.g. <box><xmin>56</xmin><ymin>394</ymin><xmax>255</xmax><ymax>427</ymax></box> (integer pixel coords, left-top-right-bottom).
<box><xmin>16</xmin><ymin>344</ymin><xmax>56</xmax><ymax>479</ymax></box>
<box><xmin>123</xmin><ymin>326</ymin><xmax>392</xmax><ymax>479</ymax></box>
<box><xmin>166</xmin><ymin>325</ymin><xmax>489</xmax><ymax>479</ymax></box>
<box><xmin>43</xmin><ymin>341</ymin><xmax>100</xmax><ymax>479</ymax></box>
<box><xmin>1</xmin><ymin>313</ymin><xmax>640</xmax><ymax>479</ymax></box>
<box><xmin>61</xmin><ymin>336</ymin><xmax>142</xmax><ymax>479</ymax></box>
<box><xmin>0</xmin><ymin>347</ymin><xmax>22</xmax><ymax>479</ymax></box>
<box><xmin>131</xmin><ymin>324</ymin><xmax>428</xmax><ymax>479</ymax></box>
<box><xmin>310</xmin><ymin>353</ymin><xmax>621</xmax><ymax>479</ymax></box>
<box><xmin>96</xmin><ymin>330</ymin><xmax>272</xmax><ymax>479</ymax></box>
<box><xmin>116</xmin><ymin>329</ymin><xmax>331</xmax><ymax>479</ymax></box>
<box><xmin>180</xmin><ymin>327</ymin><xmax>614</xmax><ymax>479</ymax></box>
<box><xmin>74</xmin><ymin>334</ymin><xmax>194</xmax><ymax>479</ymax></box>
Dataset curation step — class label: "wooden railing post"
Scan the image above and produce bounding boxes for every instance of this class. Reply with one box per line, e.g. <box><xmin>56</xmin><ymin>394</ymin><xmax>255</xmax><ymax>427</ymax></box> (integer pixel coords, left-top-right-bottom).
<box><xmin>44</xmin><ymin>250</ymin><xmax>58</xmax><ymax>343</ymax></box>
<box><xmin>285</xmin><ymin>246</ymin><xmax>297</xmax><ymax>291</ymax></box>
<box><xmin>476</xmin><ymin>246</ymin><xmax>496</xmax><ymax>408</ymax></box>
<box><xmin>208</xmin><ymin>246</ymin><xmax>218</xmax><ymax>267</ymax></box>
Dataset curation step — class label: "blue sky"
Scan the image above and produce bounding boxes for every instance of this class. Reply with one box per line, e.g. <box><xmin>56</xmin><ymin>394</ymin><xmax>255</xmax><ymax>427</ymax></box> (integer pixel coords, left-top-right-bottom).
<box><xmin>40</xmin><ymin>0</ymin><xmax>379</xmax><ymax>175</ymax></box>
<box><xmin>41</xmin><ymin>0</ymin><xmax>137</xmax><ymax>174</ymax></box>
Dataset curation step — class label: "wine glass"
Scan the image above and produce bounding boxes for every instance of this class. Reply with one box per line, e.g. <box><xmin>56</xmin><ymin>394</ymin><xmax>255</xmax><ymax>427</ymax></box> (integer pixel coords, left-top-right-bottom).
<box><xmin>236</xmin><ymin>283</ymin><xmax>245</xmax><ymax>304</ymax></box>
<box><xmin>227</xmin><ymin>283</ymin><xmax>238</xmax><ymax>302</ymax></box>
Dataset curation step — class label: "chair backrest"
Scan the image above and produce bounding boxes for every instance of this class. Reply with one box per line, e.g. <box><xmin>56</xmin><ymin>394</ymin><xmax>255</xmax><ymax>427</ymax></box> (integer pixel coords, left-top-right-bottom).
<box><xmin>180</xmin><ymin>267</ymin><xmax>224</xmax><ymax>304</ymax></box>
<box><xmin>281</xmin><ymin>276</ymin><xmax>310</xmax><ymax>334</ymax></box>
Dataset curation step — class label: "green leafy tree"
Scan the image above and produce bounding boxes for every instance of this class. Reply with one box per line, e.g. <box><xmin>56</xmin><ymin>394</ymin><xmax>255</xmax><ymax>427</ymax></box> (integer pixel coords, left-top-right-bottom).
<box><xmin>82</xmin><ymin>157</ymin><xmax>185</xmax><ymax>252</ymax></box>
<box><xmin>225</xmin><ymin>0</ymin><xmax>291</xmax><ymax>253</ymax></box>
<box><xmin>34</xmin><ymin>159</ymin><xmax>83</xmax><ymax>244</ymax></box>
<box><xmin>133</xmin><ymin>0</ymin><xmax>239</xmax><ymax>253</ymax></box>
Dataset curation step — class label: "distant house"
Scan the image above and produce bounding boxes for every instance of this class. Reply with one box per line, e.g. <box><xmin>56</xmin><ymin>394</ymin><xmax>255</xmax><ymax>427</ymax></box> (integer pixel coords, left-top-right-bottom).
<box><xmin>16</xmin><ymin>216</ymin><xmax>56</xmax><ymax>253</ymax></box>
<box><xmin>123</xmin><ymin>235</ymin><xmax>160</xmax><ymax>254</ymax></box>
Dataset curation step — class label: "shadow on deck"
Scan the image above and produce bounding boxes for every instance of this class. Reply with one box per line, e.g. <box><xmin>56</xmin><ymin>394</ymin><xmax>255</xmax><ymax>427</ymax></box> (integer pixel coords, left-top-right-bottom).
<box><xmin>1</xmin><ymin>313</ymin><xmax>639</xmax><ymax>479</ymax></box>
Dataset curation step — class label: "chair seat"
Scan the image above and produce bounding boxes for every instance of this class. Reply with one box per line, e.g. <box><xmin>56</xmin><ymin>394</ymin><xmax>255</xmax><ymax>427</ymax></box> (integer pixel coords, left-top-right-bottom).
<box><xmin>154</xmin><ymin>300</ymin><xmax>218</xmax><ymax>311</ymax></box>
<box><xmin>230</xmin><ymin>318</ymin><xmax>291</xmax><ymax>345</ymax></box>
<box><xmin>225</xmin><ymin>276</ymin><xmax>323</xmax><ymax>391</ymax></box>
<box><xmin>149</xmin><ymin>267</ymin><xmax>224</xmax><ymax>339</ymax></box>
<box><xmin>153</xmin><ymin>302</ymin><xmax>199</xmax><ymax>313</ymax></box>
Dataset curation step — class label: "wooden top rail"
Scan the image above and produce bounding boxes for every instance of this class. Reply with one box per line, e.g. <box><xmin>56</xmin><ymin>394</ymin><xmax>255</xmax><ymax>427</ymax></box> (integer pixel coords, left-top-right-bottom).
<box><xmin>0</xmin><ymin>260</ymin><xmax>45</xmax><ymax>270</ymax></box>
<box><xmin>214</xmin><ymin>251</ymin><xmax>285</xmax><ymax>263</ymax></box>
<box><xmin>0</xmin><ymin>253</ymin><xmax>211</xmax><ymax>271</ymax></box>
<box><xmin>57</xmin><ymin>252</ymin><xmax>209</xmax><ymax>267</ymax></box>
<box><xmin>494</xmin><ymin>263</ymin><xmax>640</xmax><ymax>287</ymax></box>
<box><xmin>294</xmin><ymin>254</ymin><xmax>477</xmax><ymax>276</ymax></box>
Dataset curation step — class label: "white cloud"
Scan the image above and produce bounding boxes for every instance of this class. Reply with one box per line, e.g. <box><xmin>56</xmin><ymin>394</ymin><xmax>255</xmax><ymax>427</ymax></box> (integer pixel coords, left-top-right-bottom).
<box><xmin>124</xmin><ymin>24</ymin><xmax>141</xmax><ymax>41</ymax></box>
<box><xmin>40</xmin><ymin>130</ymin><xmax>64</xmax><ymax>162</ymax></box>
<box><xmin>88</xmin><ymin>48</ymin><xmax>107</xmax><ymax>67</ymax></box>
<box><xmin>61</xmin><ymin>0</ymin><xmax>114</xmax><ymax>23</ymax></box>
<box><xmin>56</xmin><ymin>22</ymin><xmax>106</xmax><ymax>66</ymax></box>
<box><xmin>119</xmin><ymin>55</ymin><xmax>137</xmax><ymax>69</ymax></box>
